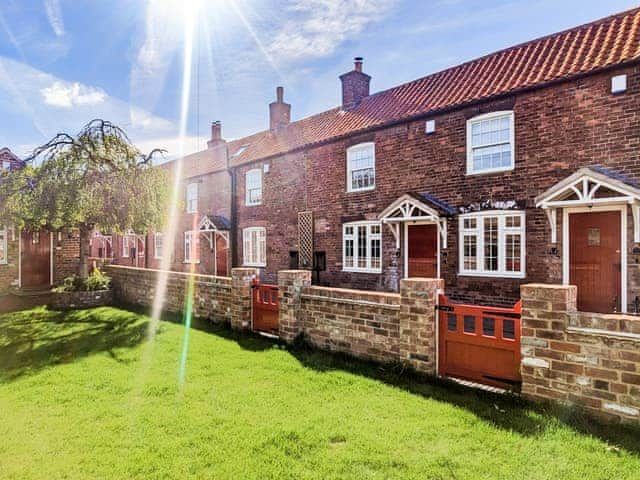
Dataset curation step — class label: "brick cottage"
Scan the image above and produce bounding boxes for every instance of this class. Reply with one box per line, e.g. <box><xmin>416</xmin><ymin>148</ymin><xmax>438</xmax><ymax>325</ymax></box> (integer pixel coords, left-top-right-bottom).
<box><xmin>7</xmin><ymin>8</ymin><xmax>640</xmax><ymax>317</ymax></box>
<box><xmin>184</xmin><ymin>7</ymin><xmax>639</xmax><ymax>314</ymax></box>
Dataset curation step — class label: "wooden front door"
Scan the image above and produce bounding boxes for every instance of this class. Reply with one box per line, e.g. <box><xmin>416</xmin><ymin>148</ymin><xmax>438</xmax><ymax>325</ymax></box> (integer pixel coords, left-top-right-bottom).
<box><xmin>569</xmin><ymin>211</ymin><xmax>621</xmax><ymax>313</ymax></box>
<box><xmin>21</xmin><ymin>230</ymin><xmax>51</xmax><ymax>288</ymax></box>
<box><xmin>407</xmin><ymin>224</ymin><xmax>437</xmax><ymax>277</ymax></box>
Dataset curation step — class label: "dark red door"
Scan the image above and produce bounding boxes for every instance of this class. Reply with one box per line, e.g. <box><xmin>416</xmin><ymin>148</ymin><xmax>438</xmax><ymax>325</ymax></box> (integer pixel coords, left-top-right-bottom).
<box><xmin>252</xmin><ymin>283</ymin><xmax>279</xmax><ymax>335</ymax></box>
<box><xmin>569</xmin><ymin>211</ymin><xmax>621</xmax><ymax>313</ymax></box>
<box><xmin>215</xmin><ymin>236</ymin><xmax>228</xmax><ymax>277</ymax></box>
<box><xmin>21</xmin><ymin>230</ymin><xmax>51</xmax><ymax>288</ymax></box>
<box><xmin>408</xmin><ymin>224</ymin><xmax>437</xmax><ymax>277</ymax></box>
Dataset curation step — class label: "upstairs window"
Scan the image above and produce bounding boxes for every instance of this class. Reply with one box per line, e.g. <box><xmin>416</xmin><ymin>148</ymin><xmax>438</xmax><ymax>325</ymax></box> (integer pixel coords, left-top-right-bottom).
<box><xmin>459</xmin><ymin>211</ymin><xmax>525</xmax><ymax>278</ymax></box>
<box><xmin>2</xmin><ymin>160</ymin><xmax>10</xmax><ymax>170</ymax></box>
<box><xmin>343</xmin><ymin>222</ymin><xmax>381</xmax><ymax>273</ymax></box>
<box><xmin>186</xmin><ymin>182</ymin><xmax>198</xmax><ymax>213</ymax></box>
<box><xmin>467</xmin><ymin>111</ymin><xmax>514</xmax><ymax>175</ymax></box>
<box><xmin>154</xmin><ymin>232</ymin><xmax>164</xmax><ymax>259</ymax></box>
<box><xmin>243</xmin><ymin>227</ymin><xmax>266</xmax><ymax>266</ymax></box>
<box><xmin>347</xmin><ymin>143</ymin><xmax>375</xmax><ymax>192</ymax></box>
<box><xmin>245</xmin><ymin>168</ymin><xmax>262</xmax><ymax>206</ymax></box>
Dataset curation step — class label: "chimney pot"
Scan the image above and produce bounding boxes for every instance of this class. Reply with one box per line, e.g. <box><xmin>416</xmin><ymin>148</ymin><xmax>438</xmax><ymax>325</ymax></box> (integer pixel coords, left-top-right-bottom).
<box><xmin>354</xmin><ymin>57</ymin><xmax>363</xmax><ymax>72</ymax></box>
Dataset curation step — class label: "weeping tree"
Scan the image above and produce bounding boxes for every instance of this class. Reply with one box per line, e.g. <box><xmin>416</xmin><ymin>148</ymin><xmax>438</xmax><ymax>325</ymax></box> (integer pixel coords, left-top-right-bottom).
<box><xmin>0</xmin><ymin>119</ymin><xmax>170</xmax><ymax>279</ymax></box>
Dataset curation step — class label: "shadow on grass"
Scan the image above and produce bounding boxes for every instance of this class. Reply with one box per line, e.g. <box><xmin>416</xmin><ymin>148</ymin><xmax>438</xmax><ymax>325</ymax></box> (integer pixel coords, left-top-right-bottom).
<box><xmin>140</xmin><ymin>305</ymin><xmax>640</xmax><ymax>455</ymax></box>
<box><xmin>0</xmin><ymin>306</ymin><xmax>148</xmax><ymax>382</ymax></box>
<box><xmin>284</xmin><ymin>339</ymin><xmax>640</xmax><ymax>456</ymax></box>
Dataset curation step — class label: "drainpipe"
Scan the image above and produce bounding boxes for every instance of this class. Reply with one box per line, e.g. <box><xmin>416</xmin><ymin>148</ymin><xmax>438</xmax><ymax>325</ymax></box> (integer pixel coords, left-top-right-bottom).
<box><xmin>229</xmin><ymin>166</ymin><xmax>238</xmax><ymax>268</ymax></box>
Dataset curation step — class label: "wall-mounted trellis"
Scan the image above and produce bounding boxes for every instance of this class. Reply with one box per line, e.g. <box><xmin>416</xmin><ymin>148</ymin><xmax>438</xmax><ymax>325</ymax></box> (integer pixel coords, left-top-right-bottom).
<box><xmin>298</xmin><ymin>211</ymin><xmax>314</xmax><ymax>269</ymax></box>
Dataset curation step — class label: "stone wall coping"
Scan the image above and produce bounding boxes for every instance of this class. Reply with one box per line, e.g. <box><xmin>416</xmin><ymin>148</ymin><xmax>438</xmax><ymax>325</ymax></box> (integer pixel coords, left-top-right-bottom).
<box><xmin>106</xmin><ymin>264</ymin><xmax>231</xmax><ymax>283</ymax></box>
<box><xmin>521</xmin><ymin>283</ymin><xmax>575</xmax><ymax>289</ymax></box>
<box><xmin>567</xmin><ymin>326</ymin><xmax>640</xmax><ymax>342</ymax></box>
<box><xmin>301</xmin><ymin>292</ymin><xmax>401</xmax><ymax>310</ymax></box>
<box><xmin>303</xmin><ymin>285</ymin><xmax>400</xmax><ymax>304</ymax></box>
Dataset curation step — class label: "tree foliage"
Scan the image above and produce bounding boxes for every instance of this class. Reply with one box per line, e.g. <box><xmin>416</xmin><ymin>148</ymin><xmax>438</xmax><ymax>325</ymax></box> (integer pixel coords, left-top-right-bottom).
<box><xmin>0</xmin><ymin>119</ymin><xmax>170</xmax><ymax>277</ymax></box>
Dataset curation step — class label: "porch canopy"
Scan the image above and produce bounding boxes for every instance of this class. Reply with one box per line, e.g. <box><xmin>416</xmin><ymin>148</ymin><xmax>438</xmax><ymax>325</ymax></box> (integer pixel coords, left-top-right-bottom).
<box><xmin>378</xmin><ymin>192</ymin><xmax>455</xmax><ymax>248</ymax></box>
<box><xmin>536</xmin><ymin>166</ymin><xmax>640</xmax><ymax>242</ymax></box>
<box><xmin>197</xmin><ymin>214</ymin><xmax>230</xmax><ymax>248</ymax></box>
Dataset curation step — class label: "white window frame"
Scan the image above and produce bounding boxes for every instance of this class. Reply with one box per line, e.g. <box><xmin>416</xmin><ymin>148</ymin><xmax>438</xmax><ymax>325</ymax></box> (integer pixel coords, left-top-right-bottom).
<box><xmin>2</xmin><ymin>160</ymin><xmax>10</xmax><ymax>170</ymax></box>
<box><xmin>0</xmin><ymin>226</ymin><xmax>7</xmax><ymax>265</ymax></box>
<box><xmin>122</xmin><ymin>235</ymin><xmax>130</xmax><ymax>258</ymax></box>
<box><xmin>154</xmin><ymin>232</ymin><xmax>164</xmax><ymax>259</ymax></box>
<box><xmin>466</xmin><ymin>111</ymin><xmax>515</xmax><ymax>175</ymax></box>
<box><xmin>186</xmin><ymin>182</ymin><xmax>198</xmax><ymax>213</ymax></box>
<box><xmin>243</xmin><ymin>227</ymin><xmax>266</xmax><ymax>267</ymax></box>
<box><xmin>245</xmin><ymin>168</ymin><xmax>262</xmax><ymax>206</ymax></box>
<box><xmin>184</xmin><ymin>231</ymin><xmax>200</xmax><ymax>264</ymax></box>
<box><xmin>342</xmin><ymin>221</ymin><xmax>382</xmax><ymax>273</ymax></box>
<box><xmin>346</xmin><ymin>142</ymin><xmax>376</xmax><ymax>193</ymax></box>
<box><xmin>458</xmin><ymin>211</ymin><xmax>525</xmax><ymax>278</ymax></box>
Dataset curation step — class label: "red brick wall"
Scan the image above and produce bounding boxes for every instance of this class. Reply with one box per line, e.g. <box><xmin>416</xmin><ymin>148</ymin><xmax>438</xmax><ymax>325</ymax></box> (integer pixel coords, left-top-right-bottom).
<box><xmin>235</xmin><ymin>65</ymin><xmax>640</xmax><ymax>306</ymax></box>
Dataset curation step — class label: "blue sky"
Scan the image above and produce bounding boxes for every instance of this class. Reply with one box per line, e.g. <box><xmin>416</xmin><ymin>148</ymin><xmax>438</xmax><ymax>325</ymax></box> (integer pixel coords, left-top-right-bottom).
<box><xmin>0</xmin><ymin>0</ymin><xmax>637</xmax><ymax>159</ymax></box>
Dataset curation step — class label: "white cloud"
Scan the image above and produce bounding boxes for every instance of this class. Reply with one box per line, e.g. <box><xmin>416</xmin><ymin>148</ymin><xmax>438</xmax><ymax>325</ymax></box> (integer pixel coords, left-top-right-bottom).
<box><xmin>43</xmin><ymin>0</ymin><xmax>65</xmax><ymax>37</ymax></box>
<box><xmin>267</xmin><ymin>0</ymin><xmax>397</xmax><ymax>63</ymax></box>
<box><xmin>0</xmin><ymin>56</ymin><xmax>201</xmax><ymax>160</ymax></box>
<box><xmin>41</xmin><ymin>81</ymin><xmax>107</xmax><ymax>108</ymax></box>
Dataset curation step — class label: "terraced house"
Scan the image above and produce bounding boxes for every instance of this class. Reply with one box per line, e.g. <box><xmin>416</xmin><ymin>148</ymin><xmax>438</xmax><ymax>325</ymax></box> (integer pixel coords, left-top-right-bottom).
<box><xmin>110</xmin><ymin>8</ymin><xmax>640</xmax><ymax>315</ymax></box>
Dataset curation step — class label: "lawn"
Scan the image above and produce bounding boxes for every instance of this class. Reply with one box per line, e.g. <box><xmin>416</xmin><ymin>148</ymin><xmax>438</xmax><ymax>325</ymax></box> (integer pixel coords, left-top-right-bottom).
<box><xmin>0</xmin><ymin>307</ymin><xmax>638</xmax><ymax>479</ymax></box>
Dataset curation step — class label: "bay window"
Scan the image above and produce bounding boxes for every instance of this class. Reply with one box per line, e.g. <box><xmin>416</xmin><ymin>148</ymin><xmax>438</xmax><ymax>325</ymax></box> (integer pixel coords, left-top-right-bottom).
<box><xmin>343</xmin><ymin>222</ymin><xmax>381</xmax><ymax>273</ymax></box>
<box><xmin>243</xmin><ymin>227</ymin><xmax>266</xmax><ymax>266</ymax></box>
<box><xmin>459</xmin><ymin>211</ymin><xmax>525</xmax><ymax>277</ymax></box>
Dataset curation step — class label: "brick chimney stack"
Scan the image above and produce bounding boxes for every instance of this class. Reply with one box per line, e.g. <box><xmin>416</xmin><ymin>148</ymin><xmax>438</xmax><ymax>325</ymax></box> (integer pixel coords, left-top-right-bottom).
<box><xmin>269</xmin><ymin>86</ymin><xmax>291</xmax><ymax>131</ymax></box>
<box><xmin>340</xmin><ymin>57</ymin><xmax>371</xmax><ymax>110</ymax></box>
<box><xmin>207</xmin><ymin>121</ymin><xmax>224</xmax><ymax>148</ymax></box>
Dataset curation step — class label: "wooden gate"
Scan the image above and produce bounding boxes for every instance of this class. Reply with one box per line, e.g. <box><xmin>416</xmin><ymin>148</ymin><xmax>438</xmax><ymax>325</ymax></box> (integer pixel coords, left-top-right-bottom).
<box><xmin>438</xmin><ymin>295</ymin><xmax>521</xmax><ymax>389</ymax></box>
<box><xmin>21</xmin><ymin>230</ymin><xmax>51</xmax><ymax>289</ymax></box>
<box><xmin>252</xmin><ymin>281</ymin><xmax>279</xmax><ymax>335</ymax></box>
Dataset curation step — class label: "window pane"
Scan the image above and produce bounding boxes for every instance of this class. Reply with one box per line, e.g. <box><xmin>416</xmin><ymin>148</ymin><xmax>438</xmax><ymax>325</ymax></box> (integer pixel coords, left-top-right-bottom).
<box><xmin>463</xmin><ymin>235</ymin><xmax>477</xmax><ymax>270</ymax></box>
<box><xmin>484</xmin><ymin>217</ymin><xmax>498</xmax><ymax>271</ymax></box>
<box><xmin>463</xmin><ymin>218</ymin><xmax>476</xmax><ymax>229</ymax></box>
<box><xmin>357</xmin><ymin>226</ymin><xmax>367</xmax><ymax>268</ymax></box>
<box><xmin>370</xmin><ymin>235</ymin><xmax>381</xmax><ymax>270</ymax></box>
<box><xmin>344</xmin><ymin>238</ymin><xmax>354</xmax><ymax>268</ymax></box>
<box><xmin>472</xmin><ymin>143</ymin><xmax>512</xmax><ymax>172</ymax></box>
<box><xmin>506</xmin><ymin>233</ymin><xmax>521</xmax><ymax>272</ymax></box>
<box><xmin>0</xmin><ymin>231</ymin><xmax>5</xmax><ymax>262</ymax></box>
<box><xmin>505</xmin><ymin>215</ymin><xmax>521</xmax><ymax>228</ymax></box>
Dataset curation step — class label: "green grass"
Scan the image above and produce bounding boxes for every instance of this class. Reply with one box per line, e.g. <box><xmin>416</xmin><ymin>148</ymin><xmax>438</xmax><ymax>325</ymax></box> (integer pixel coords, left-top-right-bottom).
<box><xmin>0</xmin><ymin>307</ymin><xmax>638</xmax><ymax>479</ymax></box>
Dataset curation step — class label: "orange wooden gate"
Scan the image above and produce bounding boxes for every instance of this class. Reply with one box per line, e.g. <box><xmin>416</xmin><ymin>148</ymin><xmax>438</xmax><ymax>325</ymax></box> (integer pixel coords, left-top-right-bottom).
<box><xmin>438</xmin><ymin>295</ymin><xmax>521</xmax><ymax>389</ymax></box>
<box><xmin>252</xmin><ymin>281</ymin><xmax>279</xmax><ymax>335</ymax></box>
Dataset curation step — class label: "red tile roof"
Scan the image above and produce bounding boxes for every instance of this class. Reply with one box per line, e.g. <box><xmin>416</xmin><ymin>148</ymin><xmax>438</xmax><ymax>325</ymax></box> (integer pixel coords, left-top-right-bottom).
<box><xmin>224</xmin><ymin>7</ymin><xmax>640</xmax><ymax>166</ymax></box>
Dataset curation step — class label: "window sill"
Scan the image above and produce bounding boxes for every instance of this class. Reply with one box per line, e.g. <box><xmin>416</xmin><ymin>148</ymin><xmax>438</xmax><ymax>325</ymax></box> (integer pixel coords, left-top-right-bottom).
<box><xmin>466</xmin><ymin>166</ymin><xmax>514</xmax><ymax>176</ymax></box>
<box><xmin>245</xmin><ymin>203</ymin><xmax>262</xmax><ymax>207</ymax></box>
<box><xmin>243</xmin><ymin>263</ymin><xmax>266</xmax><ymax>268</ymax></box>
<box><xmin>347</xmin><ymin>186</ymin><xmax>375</xmax><ymax>194</ymax></box>
<box><xmin>183</xmin><ymin>261</ymin><xmax>201</xmax><ymax>264</ymax></box>
<box><xmin>458</xmin><ymin>271</ymin><xmax>525</xmax><ymax>279</ymax></box>
<box><xmin>343</xmin><ymin>268</ymin><xmax>382</xmax><ymax>274</ymax></box>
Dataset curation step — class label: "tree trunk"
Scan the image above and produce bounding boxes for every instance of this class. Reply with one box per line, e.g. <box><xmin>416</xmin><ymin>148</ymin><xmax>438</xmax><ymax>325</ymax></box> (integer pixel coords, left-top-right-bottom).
<box><xmin>78</xmin><ymin>225</ymin><xmax>91</xmax><ymax>279</ymax></box>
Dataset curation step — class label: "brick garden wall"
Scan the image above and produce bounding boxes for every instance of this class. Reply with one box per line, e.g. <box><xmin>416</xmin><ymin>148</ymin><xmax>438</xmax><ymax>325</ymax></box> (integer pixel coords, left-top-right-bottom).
<box><xmin>105</xmin><ymin>265</ymin><xmax>235</xmax><ymax>324</ymax></box>
<box><xmin>278</xmin><ymin>270</ymin><xmax>441</xmax><ymax>374</ymax></box>
<box><xmin>521</xmin><ymin>284</ymin><xmax>640</xmax><ymax>424</ymax></box>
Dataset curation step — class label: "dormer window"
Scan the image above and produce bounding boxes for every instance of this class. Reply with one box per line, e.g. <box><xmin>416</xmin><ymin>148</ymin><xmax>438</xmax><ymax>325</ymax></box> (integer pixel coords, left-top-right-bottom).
<box><xmin>467</xmin><ymin>111</ymin><xmax>514</xmax><ymax>175</ymax></box>
<box><xmin>347</xmin><ymin>142</ymin><xmax>375</xmax><ymax>192</ymax></box>
<box><xmin>186</xmin><ymin>182</ymin><xmax>198</xmax><ymax>213</ymax></box>
<box><xmin>245</xmin><ymin>168</ymin><xmax>262</xmax><ymax>206</ymax></box>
